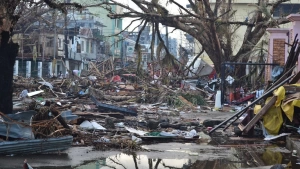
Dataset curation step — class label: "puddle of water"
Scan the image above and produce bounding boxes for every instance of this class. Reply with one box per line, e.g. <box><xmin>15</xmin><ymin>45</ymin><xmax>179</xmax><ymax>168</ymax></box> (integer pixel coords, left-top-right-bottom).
<box><xmin>74</xmin><ymin>154</ymin><xmax>190</xmax><ymax>169</ymax></box>
<box><xmin>70</xmin><ymin>154</ymin><xmax>249</xmax><ymax>169</ymax></box>
<box><xmin>69</xmin><ymin>145</ymin><xmax>300</xmax><ymax>169</ymax></box>
<box><xmin>8</xmin><ymin>141</ymin><xmax>300</xmax><ymax>169</ymax></box>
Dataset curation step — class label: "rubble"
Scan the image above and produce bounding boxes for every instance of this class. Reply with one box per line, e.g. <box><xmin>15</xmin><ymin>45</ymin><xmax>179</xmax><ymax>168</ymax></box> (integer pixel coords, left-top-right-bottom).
<box><xmin>4</xmin><ymin>38</ymin><xmax>300</xmax><ymax>156</ymax></box>
<box><xmin>0</xmin><ymin>59</ymin><xmax>214</xmax><ymax>154</ymax></box>
<box><xmin>209</xmin><ymin>34</ymin><xmax>300</xmax><ymax>143</ymax></box>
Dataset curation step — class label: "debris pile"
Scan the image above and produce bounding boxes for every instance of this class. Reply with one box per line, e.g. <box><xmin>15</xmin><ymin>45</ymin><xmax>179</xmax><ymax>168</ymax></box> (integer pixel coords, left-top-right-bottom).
<box><xmin>209</xmin><ymin>34</ymin><xmax>300</xmax><ymax>140</ymax></box>
<box><xmin>0</xmin><ymin>59</ymin><xmax>214</xmax><ymax>154</ymax></box>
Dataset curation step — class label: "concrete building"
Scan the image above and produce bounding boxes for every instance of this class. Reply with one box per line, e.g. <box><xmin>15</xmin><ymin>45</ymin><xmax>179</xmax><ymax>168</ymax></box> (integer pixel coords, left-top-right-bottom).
<box><xmin>73</xmin><ymin>0</ymin><xmax>123</xmax><ymax>60</ymax></box>
<box><xmin>13</xmin><ymin>7</ymin><xmax>106</xmax><ymax>77</ymax></box>
<box><xmin>122</xmin><ymin>26</ymin><xmax>152</xmax><ymax>67</ymax></box>
<box><xmin>121</xmin><ymin>24</ymin><xmax>180</xmax><ymax>68</ymax></box>
<box><xmin>265</xmin><ymin>13</ymin><xmax>300</xmax><ymax>82</ymax></box>
<box><xmin>187</xmin><ymin>0</ymin><xmax>300</xmax><ymax>67</ymax></box>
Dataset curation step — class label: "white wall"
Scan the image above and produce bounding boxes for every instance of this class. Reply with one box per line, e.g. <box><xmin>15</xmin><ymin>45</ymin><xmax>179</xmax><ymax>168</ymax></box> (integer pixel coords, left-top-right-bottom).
<box><xmin>195</xmin><ymin>1</ymin><xmax>300</xmax><ymax>65</ymax></box>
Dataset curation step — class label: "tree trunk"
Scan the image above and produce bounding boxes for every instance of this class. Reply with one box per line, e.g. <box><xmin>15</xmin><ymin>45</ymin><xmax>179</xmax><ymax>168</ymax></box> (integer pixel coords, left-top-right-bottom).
<box><xmin>0</xmin><ymin>31</ymin><xmax>18</xmax><ymax>114</ymax></box>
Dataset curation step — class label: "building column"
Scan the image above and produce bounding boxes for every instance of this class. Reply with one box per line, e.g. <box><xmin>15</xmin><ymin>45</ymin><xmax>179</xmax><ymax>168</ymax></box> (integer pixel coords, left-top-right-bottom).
<box><xmin>54</xmin><ymin>63</ymin><xmax>58</xmax><ymax>77</ymax></box>
<box><xmin>48</xmin><ymin>62</ymin><xmax>52</xmax><ymax>77</ymax></box>
<box><xmin>37</xmin><ymin>62</ymin><xmax>43</xmax><ymax>78</ymax></box>
<box><xmin>26</xmin><ymin>61</ymin><xmax>31</xmax><ymax>78</ymax></box>
<box><xmin>14</xmin><ymin>60</ymin><xmax>18</xmax><ymax>76</ymax></box>
<box><xmin>65</xmin><ymin>59</ymin><xmax>69</xmax><ymax>73</ymax></box>
<box><xmin>80</xmin><ymin>61</ymin><xmax>84</xmax><ymax>70</ymax></box>
<box><xmin>287</xmin><ymin>14</ymin><xmax>300</xmax><ymax>73</ymax></box>
<box><xmin>265</xmin><ymin>28</ymin><xmax>289</xmax><ymax>82</ymax></box>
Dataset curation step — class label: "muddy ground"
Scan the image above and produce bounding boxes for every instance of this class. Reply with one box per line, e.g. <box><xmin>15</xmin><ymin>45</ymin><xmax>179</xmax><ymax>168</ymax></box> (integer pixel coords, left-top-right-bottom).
<box><xmin>1</xmin><ymin>109</ymin><xmax>297</xmax><ymax>169</ymax></box>
<box><xmin>0</xmin><ymin>110</ymin><xmax>237</xmax><ymax>169</ymax></box>
<box><xmin>0</xmin><ymin>143</ymin><xmax>236</xmax><ymax>168</ymax></box>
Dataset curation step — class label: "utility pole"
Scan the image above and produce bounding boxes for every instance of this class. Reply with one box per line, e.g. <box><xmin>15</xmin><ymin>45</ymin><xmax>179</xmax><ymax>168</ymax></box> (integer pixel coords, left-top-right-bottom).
<box><xmin>52</xmin><ymin>9</ymin><xmax>57</xmax><ymax>77</ymax></box>
<box><xmin>53</xmin><ymin>9</ymin><xmax>57</xmax><ymax>60</ymax></box>
<box><xmin>64</xmin><ymin>0</ymin><xmax>69</xmax><ymax>74</ymax></box>
<box><xmin>21</xmin><ymin>27</ymin><xmax>24</xmax><ymax>76</ymax></box>
<box><xmin>165</xmin><ymin>26</ymin><xmax>169</xmax><ymax>49</ymax></box>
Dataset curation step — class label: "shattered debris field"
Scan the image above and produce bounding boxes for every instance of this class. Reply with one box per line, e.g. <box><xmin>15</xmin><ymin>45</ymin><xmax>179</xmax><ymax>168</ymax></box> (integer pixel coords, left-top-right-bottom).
<box><xmin>1</xmin><ymin>59</ymin><xmax>300</xmax><ymax>169</ymax></box>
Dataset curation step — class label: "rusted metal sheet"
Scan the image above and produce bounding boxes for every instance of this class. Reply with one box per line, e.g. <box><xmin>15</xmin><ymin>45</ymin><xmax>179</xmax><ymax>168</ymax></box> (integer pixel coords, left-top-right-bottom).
<box><xmin>0</xmin><ymin>136</ymin><xmax>73</xmax><ymax>155</ymax></box>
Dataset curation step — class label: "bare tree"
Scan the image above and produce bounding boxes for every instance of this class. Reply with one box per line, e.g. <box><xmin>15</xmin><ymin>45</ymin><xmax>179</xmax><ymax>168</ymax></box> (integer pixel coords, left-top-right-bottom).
<box><xmin>97</xmin><ymin>0</ymin><xmax>290</xmax><ymax>74</ymax></box>
<box><xmin>0</xmin><ymin>0</ymin><xmax>82</xmax><ymax>114</ymax></box>
<box><xmin>0</xmin><ymin>0</ymin><xmax>292</xmax><ymax>114</ymax></box>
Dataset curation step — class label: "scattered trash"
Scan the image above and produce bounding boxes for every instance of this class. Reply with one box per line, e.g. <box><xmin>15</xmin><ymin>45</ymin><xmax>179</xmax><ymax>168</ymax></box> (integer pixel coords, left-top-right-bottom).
<box><xmin>80</xmin><ymin>120</ymin><xmax>106</xmax><ymax>130</ymax></box>
<box><xmin>125</xmin><ymin>127</ymin><xmax>148</xmax><ymax>136</ymax></box>
<box><xmin>38</xmin><ymin>81</ymin><xmax>53</xmax><ymax>89</ymax></box>
<box><xmin>19</xmin><ymin>90</ymin><xmax>28</xmax><ymax>98</ymax></box>
<box><xmin>8</xmin><ymin>53</ymin><xmax>298</xmax><ymax>157</ymax></box>
<box><xmin>27</xmin><ymin>90</ymin><xmax>44</xmax><ymax>97</ymax></box>
<box><xmin>185</xmin><ymin>129</ymin><xmax>198</xmax><ymax>138</ymax></box>
<box><xmin>115</xmin><ymin>122</ymin><xmax>125</xmax><ymax>128</ymax></box>
<box><xmin>24</xmin><ymin>159</ymin><xmax>34</xmax><ymax>169</ymax></box>
<box><xmin>292</xmin><ymin>150</ymin><xmax>297</xmax><ymax>156</ymax></box>
<box><xmin>188</xmin><ymin>152</ymin><xmax>199</xmax><ymax>156</ymax></box>
<box><xmin>132</xmin><ymin>135</ymin><xmax>142</xmax><ymax>144</ymax></box>
<box><xmin>264</xmin><ymin>133</ymin><xmax>291</xmax><ymax>141</ymax></box>
<box><xmin>95</xmin><ymin>137</ymin><xmax>110</xmax><ymax>143</ymax></box>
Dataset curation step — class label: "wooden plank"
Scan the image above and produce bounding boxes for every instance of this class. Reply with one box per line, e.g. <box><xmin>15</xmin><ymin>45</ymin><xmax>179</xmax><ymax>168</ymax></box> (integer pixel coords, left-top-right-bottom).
<box><xmin>238</xmin><ymin>124</ymin><xmax>245</xmax><ymax>131</ymax></box>
<box><xmin>289</xmin><ymin>70</ymin><xmax>300</xmax><ymax>84</ymax></box>
<box><xmin>283</xmin><ymin>85</ymin><xmax>300</xmax><ymax>94</ymax></box>
<box><xmin>229</xmin><ymin>137</ymin><xmax>263</xmax><ymax>141</ymax></box>
<box><xmin>222</xmin><ymin>111</ymin><xmax>247</xmax><ymax>131</ymax></box>
<box><xmin>283</xmin><ymin>93</ymin><xmax>300</xmax><ymax>101</ymax></box>
<box><xmin>209</xmin><ymin>75</ymin><xmax>293</xmax><ymax>135</ymax></box>
<box><xmin>248</xmin><ymin>150</ymin><xmax>265</xmax><ymax>166</ymax></box>
<box><xmin>73</xmin><ymin>111</ymin><xmax>124</xmax><ymax>119</ymax></box>
<box><xmin>282</xmin><ymin>93</ymin><xmax>300</xmax><ymax>106</ymax></box>
<box><xmin>243</xmin><ymin>96</ymin><xmax>277</xmax><ymax>133</ymax></box>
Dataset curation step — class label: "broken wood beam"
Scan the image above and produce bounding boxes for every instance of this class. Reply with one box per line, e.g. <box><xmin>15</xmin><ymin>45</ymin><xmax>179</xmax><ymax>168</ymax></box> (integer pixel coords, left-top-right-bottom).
<box><xmin>238</xmin><ymin>124</ymin><xmax>245</xmax><ymax>131</ymax></box>
<box><xmin>247</xmin><ymin>149</ymin><xmax>265</xmax><ymax>166</ymax></box>
<box><xmin>237</xmin><ymin>109</ymin><xmax>255</xmax><ymax>136</ymax></box>
<box><xmin>289</xmin><ymin>70</ymin><xmax>300</xmax><ymax>84</ymax></box>
<box><xmin>88</xmin><ymin>87</ymin><xmax>104</xmax><ymax>100</ymax></box>
<box><xmin>222</xmin><ymin>109</ymin><xmax>248</xmax><ymax>131</ymax></box>
<box><xmin>13</xmin><ymin>82</ymin><xmax>40</xmax><ymax>88</ymax></box>
<box><xmin>103</xmin><ymin>95</ymin><xmax>136</xmax><ymax>101</ymax></box>
<box><xmin>90</xmin><ymin>95</ymin><xmax>137</xmax><ymax>116</ymax></box>
<box><xmin>50</xmin><ymin>107</ymin><xmax>70</xmax><ymax>129</ymax></box>
<box><xmin>73</xmin><ymin>111</ymin><xmax>125</xmax><ymax>119</ymax></box>
<box><xmin>283</xmin><ymin>85</ymin><xmax>300</xmax><ymax>94</ymax></box>
<box><xmin>209</xmin><ymin>74</ymin><xmax>294</xmax><ymax>135</ymax></box>
<box><xmin>282</xmin><ymin>93</ymin><xmax>300</xmax><ymax>106</ymax></box>
<box><xmin>242</xmin><ymin>96</ymin><xmax>277</xmax><ymax>134</ymax></box>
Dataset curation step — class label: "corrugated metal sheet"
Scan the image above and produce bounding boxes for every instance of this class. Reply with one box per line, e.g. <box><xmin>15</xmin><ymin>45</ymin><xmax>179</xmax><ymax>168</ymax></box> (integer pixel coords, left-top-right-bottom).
<box><xmin>0</xmin><ymin>110</ymin><xmax>36</xmax><ymax>139</ymax></box>
<box><xmin>0</xmin><ymin>136</ymin><xmax>73</xmax><ymax>154</ymax></box>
